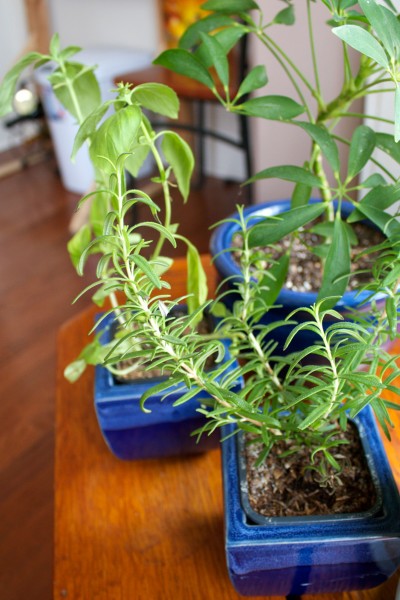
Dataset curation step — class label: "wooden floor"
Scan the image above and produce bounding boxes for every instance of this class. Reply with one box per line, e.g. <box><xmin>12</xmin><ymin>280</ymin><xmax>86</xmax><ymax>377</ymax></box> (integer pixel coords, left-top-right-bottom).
<box><xmin>0</xmin><ymin>151</ymin><xmax>243</xmax><ymax>600</ymax></box>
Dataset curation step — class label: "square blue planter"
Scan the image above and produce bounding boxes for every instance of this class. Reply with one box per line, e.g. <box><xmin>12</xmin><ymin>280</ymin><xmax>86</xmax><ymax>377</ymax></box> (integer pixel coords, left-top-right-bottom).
<box><xmin>94</xmin><ymin>312</ymin><xmax>241</xmax><ymax>460</ymax></box>
<box><xmin>222</xmin><ymin>406</ymin><xmax>400</xmax><ymax>596</ymax></box>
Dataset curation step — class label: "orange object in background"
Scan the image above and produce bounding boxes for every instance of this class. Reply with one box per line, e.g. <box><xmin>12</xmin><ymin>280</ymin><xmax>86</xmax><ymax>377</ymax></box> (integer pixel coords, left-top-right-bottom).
<box><xmin>162</xmin><ymin>0</ymin><xmax>209</xmax><ymax>46</ymax></box>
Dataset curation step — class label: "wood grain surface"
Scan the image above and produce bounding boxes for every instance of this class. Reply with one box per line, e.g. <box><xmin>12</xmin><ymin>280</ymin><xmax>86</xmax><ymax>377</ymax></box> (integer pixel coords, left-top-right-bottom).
<box><xmin>55</xmin><ymin>256</ymin><xmax>400</xmax><ymax>600</ymax></box>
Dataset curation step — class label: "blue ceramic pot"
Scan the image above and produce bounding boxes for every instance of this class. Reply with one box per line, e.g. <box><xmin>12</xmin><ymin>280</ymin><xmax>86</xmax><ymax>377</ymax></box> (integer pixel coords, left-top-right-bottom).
<box><xmin>222</xmin><ymin>406</ymin><xmax>400</xmax><ymax>596</ymax></box>
<box><xmin>210</xmin><ymin>199</ymin><xmax>385</xmax><ymax>352</ymax></box>
<box><xmin>94</xmin><ymin>311</ymin><xmax>242</xmax><ymax>460</ymax></box>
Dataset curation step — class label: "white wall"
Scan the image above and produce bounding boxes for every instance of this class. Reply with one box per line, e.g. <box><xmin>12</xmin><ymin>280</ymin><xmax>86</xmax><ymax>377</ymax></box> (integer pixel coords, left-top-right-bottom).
<box><xmin>361</xmin><ymin>0</ymin><xmax>400</xmax><ymax>189</ymax></box>
<box><xmin>48</xmin><ymin>0</ymin><xmax>158</xmax><ymax>54</ymax></box>
<box><xmin>251</xmin><ymin>1</ymin><xmax>362</xmax><ymax>203</ymax></box>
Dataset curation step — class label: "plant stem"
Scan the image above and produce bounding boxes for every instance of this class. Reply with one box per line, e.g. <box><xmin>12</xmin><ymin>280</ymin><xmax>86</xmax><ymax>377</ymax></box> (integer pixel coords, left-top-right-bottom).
<box><xmin>307</xmin><ymin>0</ymin><xmax>321</xmax><ymax>97</ymax></box>
<box><xmin>140</xmin><ymin>122</ymin><xmax>173</xmax><ymax>261</ymax></box>
<box><xmin>58</xmin><ymin>58</ymin><xmax>85</xmax><ymax>126</ymax></box>
<box><xmin>257</xmin><ymin>32</ymin><xmax>314</xmax><ymax>119</ymax></box>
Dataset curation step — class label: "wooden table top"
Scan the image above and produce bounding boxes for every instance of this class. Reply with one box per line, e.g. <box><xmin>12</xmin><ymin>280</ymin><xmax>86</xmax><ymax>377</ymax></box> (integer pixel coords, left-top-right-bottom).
<box><xmin>55</xmin><ymin>255</ymin><xmax>400</xmax><ymax>600</ymax></box>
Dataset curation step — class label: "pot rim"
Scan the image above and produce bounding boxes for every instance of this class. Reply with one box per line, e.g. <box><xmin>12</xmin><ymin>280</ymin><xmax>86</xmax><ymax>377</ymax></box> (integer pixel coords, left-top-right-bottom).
<box><xmin>210</xmin><ymin>198</ymin><xmax>387</xmax><ymax>309</ymax></box>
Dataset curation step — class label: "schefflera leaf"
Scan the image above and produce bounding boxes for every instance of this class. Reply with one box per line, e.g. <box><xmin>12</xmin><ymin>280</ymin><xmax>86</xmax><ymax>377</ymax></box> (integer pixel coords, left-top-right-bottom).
<box><xmin>347</xmin><ymin>125</ymin><xmax>376</xmax><ymax>181</ymax></box>
<box><xmin>248</xmin><ymin>204</ymin><xmax>326</xmax><ymax>247</ymax></box>
<box><xmin>317</xmin><ymin>217</ymin><xmax>351</xmax><ymax>308</ymax></box>
<box><xmin>239</xmin><ymin>95</ymin><xmax>305</xmax><ymax>120</ymax></box>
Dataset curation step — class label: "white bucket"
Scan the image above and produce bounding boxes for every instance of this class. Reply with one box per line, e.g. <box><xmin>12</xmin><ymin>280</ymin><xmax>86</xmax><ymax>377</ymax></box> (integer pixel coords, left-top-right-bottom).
<box><xmin>35</xmin><ymin>46</ymin><xmax>153</xmax><ymax>194</ymax></box>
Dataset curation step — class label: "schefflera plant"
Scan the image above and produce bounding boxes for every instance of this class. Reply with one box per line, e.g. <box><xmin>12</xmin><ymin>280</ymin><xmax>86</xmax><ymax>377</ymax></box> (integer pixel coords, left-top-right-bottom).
<box><xmin>155</xmin><ymin>0</ymin><xmax>400</xmax><ymax>307</ymax></box>
<box><xmin>0</xmin><ymin>35</ymin><xmax>209</xmax><ymax>382</ymax></box>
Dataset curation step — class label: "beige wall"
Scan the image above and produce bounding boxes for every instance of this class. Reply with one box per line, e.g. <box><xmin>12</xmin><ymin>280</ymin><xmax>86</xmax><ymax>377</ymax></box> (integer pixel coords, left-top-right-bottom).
<box><xmin>251</xmin><ymin>1</ymin><xmax>362</xmax><ymax>203</ymax></box>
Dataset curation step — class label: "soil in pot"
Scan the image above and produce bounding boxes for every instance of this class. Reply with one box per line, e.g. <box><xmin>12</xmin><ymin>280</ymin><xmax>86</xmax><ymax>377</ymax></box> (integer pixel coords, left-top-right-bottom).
<box><xmin>234</xmin><ymin>220</ymin><xmax>384</xmax><ymax>294</ymax></box>
<box><xmin>243</xmin><ymin>421</ymin><xmax>377</xmax><ymax>518</ymax></box>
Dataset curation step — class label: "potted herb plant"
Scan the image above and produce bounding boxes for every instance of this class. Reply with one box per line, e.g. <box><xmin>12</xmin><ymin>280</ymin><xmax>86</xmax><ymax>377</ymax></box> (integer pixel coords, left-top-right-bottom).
<box><xmin>0</xmin><ymin>36</ymin><xmax>241</xmax><ymax>459</ymax></box>
<box><xmin>1</xmin><ymin>0</ymin><xmax>400</xmax><ymax>594</ymax></box>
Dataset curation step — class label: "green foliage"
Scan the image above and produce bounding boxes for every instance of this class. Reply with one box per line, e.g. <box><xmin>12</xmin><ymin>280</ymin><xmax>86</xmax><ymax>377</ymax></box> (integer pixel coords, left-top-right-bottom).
<box><xmin>3</xmin><ymin>4</ymin><xmax>400</xmax><ymax>485</ymax></box>
<box><xmin>154</xmin><ymin>0</ymin><xmax>400</xmax><ymax>304</ymax></box>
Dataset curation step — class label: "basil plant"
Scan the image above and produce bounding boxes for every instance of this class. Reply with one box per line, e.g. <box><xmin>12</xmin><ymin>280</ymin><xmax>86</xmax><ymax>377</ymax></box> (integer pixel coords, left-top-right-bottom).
<box><xmin>0</xmin><ymin>35</ymin><xmax>209</xmax><ymax>382</ymax></box>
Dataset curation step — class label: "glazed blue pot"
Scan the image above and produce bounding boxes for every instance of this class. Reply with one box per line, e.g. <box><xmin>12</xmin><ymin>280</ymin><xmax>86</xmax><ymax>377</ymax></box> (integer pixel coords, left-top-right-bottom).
<box><xmin>222</xmin><ymin>406</ymin><xmax>400</xmax><ymax>596</ymax></box>
<box><xmin>95</xmin><ymin>311</ymin><xmax>242</xmax><ymax>460</ymax></box>
<box><xmin>210</xmin><ymin>199</ymin><xmax>385</xmax><ymax>352</ymax></box>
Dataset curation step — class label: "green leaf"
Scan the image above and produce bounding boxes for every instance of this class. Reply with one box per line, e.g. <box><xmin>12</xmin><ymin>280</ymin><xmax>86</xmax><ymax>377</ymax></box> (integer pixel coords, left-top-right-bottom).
<box><xmin>154</xmin><ymin>49</ymin><xmax>215</xmax><ymax>90</ymax></box>
<box><xmin>386</xmin><ymin>296</ymin><xmax>397</xmax><ymax>338</ymax></box>
<box><xmin>359</xmin><ymin>0</ymin><xmax>400</xmax><ymax>59</ymax></box>
<box><xmin>89</xmin><ymin>105</ymin><xmax>141</xmax><ymax>174</ymax></box>
<box><xmin>137</xmin><ymin>222</ymin><xmax>177</xmax><ymax>247</ymax></box>
<box><xmin>332</xmin><ymin>24</ymin><xmax>389</xmax><ymax>69</ymax></box>
<box><xmin>375</xmin><ymin>132</ymin><xmax>400</xmax><ymax>164</ymax></box>
<box><xmin>179</xmin><ymin>14</ymin><xmax>235</xmax><ymax>49</ymax></box>
<box><xmin>317</xmin><ymin>217</ymin><xmax>350</xmax><ymax>308</ymax></box>
<box><xmin>50</xmin><ymin>63</ymin><xmax>101</xmax><ymax>122</ymax></box>
<box><xmin>348</xmin><ymin>181</ymin><xmax>400</xmax><ymax>224</ymax></box>
<box><xmin>161</xmin><ymin>131</ymin><xmax>194</xmax><ymax>201</ymax></box>
<box><xmin>359</xmin><ymin>182</ymin><xmax>400</xmax><ymax>212</ymax></box>
<box><xmin>353</xmin><ymin>200</ymin><xmax>400</xmax><ymax>239</ymax></box>
<box><xmin>131</xmin><ymin>83</ymin><xmax>179</xmax><ymax>118</ymax></box>
<box><xmin>297</xmin><ymin>122</ymin><xmax>340</xmax><ymax>175</ymax></box>
<box><xmin>130</xmin><ymin>255</ymin><xmax>163</xmax><ymax>289</ymax></box>
<box><xmin>59</xmin><ymin>45</ymin><xmax>82</xmax><ymax>61</ymax></box>
<box><xmin>299</xmin><ymin>404</ymin><xmax>330</xmax><ymax>430</ymax></box>
<box><xmin>247</xmin><ymin>165</ymin><xmax>323</xmax><ymax>188</ymax></box>
<box><xmin>67</xmin><ymin>224</ymin><xmax>91</xmax><ymax>270</ymax></box>
<box><xmin>236</xmin><ymin>65</ymin><xmax>268</xmax><ymax>100</ymax></box>
<box><xmin>199</xmin><ymin>32</ymin><xmax>229</xmax><ymax>87</ymax></box>
<box><xmin>248</xmin><ymin>203</ymin><xmax>326</xmax><ymax>247</ymax></box>
<box><xmin>273</xmin><ymin>5</ymin><xmax>295</xmax><ymax>25</ymax></box>
<box><xmin>257</xmin><ymin>252</ymin><xmax>289</xmax><ymax>306</ymax></box>
<box><xmin>64</xmin><ymin>359</ymin><xmax>87</xmax><ymax>383</ymax></box>
<box><xmin>71</xmin><ymin>102</ymin><xmax>111</xmax><ymax>161</ymax></box>
<box><xmin>152</xmin><ymin>256</ymin><xmax>173</xmax><ymax>276</ymax></box>
<box><xmin>186</xmin><ymin>243</ymin><xmax>208</xmax><ymax>322</ymax></box>
<box><xmin>360</xmin><ymin>173</ymin><xmax>386</xmax><ymax>188</ymax></box>
<box><xmin>347</xmin><ymin>125</ymin><xmax>376</xmax><ymax>180</ymax></box>
<box><xmin>291</xmin><ymin>181</ymin><xmax>312</xmax><ymax>208</ymax></box>
<box><xmin>50</xmin><ymin>33</ymin><xmax>60</xmax><ymax>57</ymax></box>
<box><xmin>312</xmin><ymin>220</ymin><xmax>358</xmax><ymax>246</ymax></box>
<box><xmin>0</xmin><ymin>52</ymin><xmax>44</xmax><ymax>117</ymax></box>
<box><xmin>140</xmin><ymin>378</ymin><xmax>183</xmax><ymax>413</ymax></box>
<box><xmin>194</xmin><ymin>26</ymin><xmax>245</xmax><ymax>68</ymax></box>
<box><xmin>201</xmin><ymin>0</ymin><xmax>259</xmax><ymax>12</ymax></box>
<box><xmin>124</xmin><ymin>142</ymin><xmax>152</xmax><ymax>178</ymax></box>
<box><xmin>240</xmin><ymin>95</ymin><xmax>305</xmax><ymax>120</ymax></box>
<box><xmin>125</xmin><ymin>112</ymin><xmax>152</xmax><ymax>178</ymax></box>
